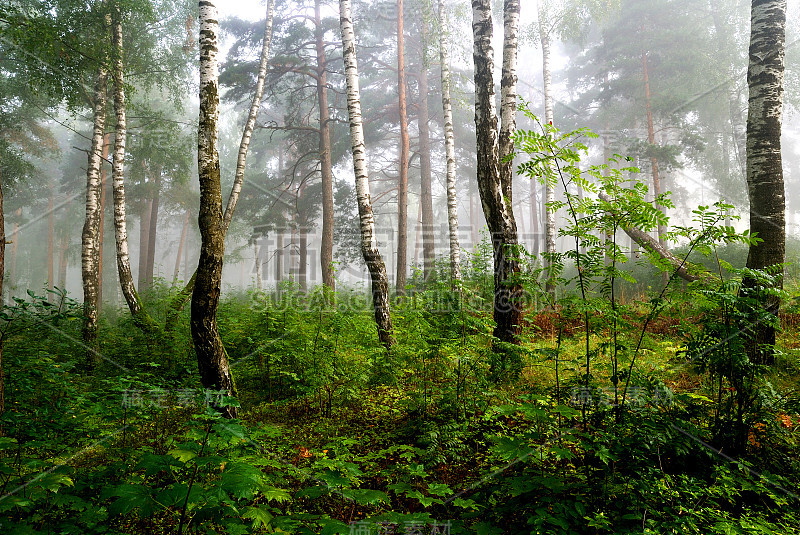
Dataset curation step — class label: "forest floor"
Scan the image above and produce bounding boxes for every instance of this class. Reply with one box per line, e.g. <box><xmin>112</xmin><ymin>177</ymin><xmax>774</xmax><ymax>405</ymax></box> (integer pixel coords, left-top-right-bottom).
<box><xmin>1</xmin><ymin>283</ymin><xmax>800</xmax><ymax>534</ymax></box>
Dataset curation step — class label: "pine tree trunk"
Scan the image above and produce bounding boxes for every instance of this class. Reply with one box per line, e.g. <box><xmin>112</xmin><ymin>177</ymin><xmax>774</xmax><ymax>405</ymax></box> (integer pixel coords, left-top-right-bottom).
<box><xmin>340</xmin><ymin>0</ymin><xmax>395</xmax><ymax>350</ymax></box>
<box><xmin>438</xmin><ymin>0</ymin><xmax>460</xmax><ymax>283</ymax></box>
<box><xmin>539</xmin><ymin>17</ymin><xmax>557</xmax><ymax>299</ymax></box>
<box><xmin>275</xmin><ymin>227</ymin><xmax>283</xmax><ymax>283</ymax></box>
<box><xmin>138</xmin><ymin>200</ymin><xmax>151</xmax><ymax>290</ymax></box>
<box><xmin>473</xmin><ymin>0</ymin><xmax>523</xmax><ymax>350</ymax></box>
<box><xmin>145</xmin><ymin>169</ymin><xmax>161</xmax><ymax>287</ymax></box>
<box><xmin>744</xmin><ymin>0</ymin><xmax>786</xmax><ymax>365</ymax></box>
<box><xmin>58</xmin><ymin>232</ymin><xmax>68</xmax><ymax>290</ymax></box>
<box><xmin>417</xmin><ymin>14</ymin><xmax>435</xmax><ymax>283</ymax></box>
<box><xmin>174</xmin><ymin>209</ymin><xmax>189</xmax><ymax>282</ymax></box>
<box><xmin>316</xmin><ymin>0</ymin><xmax>335</xmax><ymax>292</ymax></box>
<box><xmin>81</xmin><ymin>66</ymin><xmax>108</xmax><ymax>365</ymax></box>
<box><xmin>110</xmin><ymin>7</ymin><xmax>159</xmax><ymax>335</ymax></box>
<box><xmin>193</xmin><ymin>0</ymin><xmax>236</xmax><ymax>417</ymax></box>
<box><xmin>395</xmin><ymin>0</ymin><xmax>410</xmax><ymax>295</ymax></box>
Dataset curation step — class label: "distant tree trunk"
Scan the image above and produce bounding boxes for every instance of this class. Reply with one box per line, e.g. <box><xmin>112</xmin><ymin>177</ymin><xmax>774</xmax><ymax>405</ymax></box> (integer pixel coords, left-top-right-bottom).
<box><xmin>97</xmin><ymin>133</ymin><xmax>110</xmax><ymax>308</ymax></box>
<box><xmin>110</xmin><ymin>7</ymin><xmax>159</xmax><ymax>336</ymax></box>
<box><xmin>47</xmin><ymin>180</ymin><xmax>55</xmax><ymax>295</ymax></box>
<box><xmin>417</xmin><ymin>14</ymin><xmax>435</xmax><ymax>283</ymax></box>
<box><xmin>473</xmin><ymin>0</ymin><xmax>523</xmax><ymax>349</ymax></box>
<box><xmin>642</xmin><ymin>50</ymin><xmax>666</xmax><ymax>253</ymax></box>
<box><xmin>81</xmin><ymin>66</ymin><xmax>108</xmax><ymax>365</ymax></box>
<box><xmin>58</xmin><ymin>232</ymin><xmax>68</xmax><ymax>289</ymax></box>
<box><xmin>145</xmin><ymin>168</ymin><xmax>161</xmax><ymax>288</ymax></box>
<box><xmin>395</xmin><ymin>0</ymin><xmax>410</xmax><ymax>295</ymax></box>
<box><xmin>254</xmin><ymin>239</ymin><xmax>262</xmax><ymax>290</ymax></box>
<box><xmin>529</xmin><ymin>178</ymin><xmax>539</xmax><ymax>255</ymax></box>
<box><xmin>299</xmin><ymin>225</ymin><xmax>308</xmax><ymax>291</ymax></box>
<box><xmin>0</xmin><ymin>167</ymin><xmax>6</xmax><ymax>414</ymax></box>
<box><xmin>538</xmin><ymin>11</ymin><xmax>556</xmax><ymax>299</ymax></box>
<box><xmin>438</xmin><ymin>0</ymin><xmax>460</xmax><ymax>283</ymax></box>
<box><xmin>275</xmin><ymin>226</ymin><xmax>284</xmax><ymax>283</ymax></box>
<box><xmin>744</xmin><ymin>0</ymin><xmax>786</xmax><ymax>365</ymax></box>
<box><xmin>138</xmin><ymin>200</ymin><xmax>151</xmax><ymax>290</ymax></box>
<box><xmin>193</xmin><ymin>0</ymin><xmax>236</xmax><ymax>417</ymax></box>
<box><xmin>174</xmin><ymin>209</ymin><xmax>189</xmax><ymax>282</ymax></box>
<box><xmin>340</xmin><ymin>0</ymin><xmax>395</xmax><ymax>349</ymax></box>
<box><xmin>316</xmin><ymin>0</ymin><xmax>335</xmax><ymax>292</ymax></box>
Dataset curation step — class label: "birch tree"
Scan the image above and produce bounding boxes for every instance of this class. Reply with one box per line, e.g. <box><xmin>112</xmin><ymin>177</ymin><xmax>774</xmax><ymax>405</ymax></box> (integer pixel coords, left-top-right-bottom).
<box><xmin>472</xmin><ymin>0</ymin><xmax>523</xmax><ymax>352</ymax></box>
<box><xmin>109</xmin><ymin>5</ymin><xmax>160</xmax><ymax>336</ymax></box>
<box><xmin>191</xmin><ymin>0</ymin><xmax>237</xmax><ymax>417</ymax></box>
<box><xmin>166</xmin><ymin>0</ymin><xmax>274</xmax><ymax>333</ymax></box>
<box><xmin>437</xmin><ymin>0</ymin><xmax>460</xmax><ymax>283</ymax></box>
<box><xmin>340</xmin><ymin>0</ymin><xmax>395</xmax><ymax>350</ymax></box>
<box><xmin>81</xmin><ymin>66</ymin><xmax>107</xmax><ymax>364</ymax></box>
<box><xmin>744</xmin><ymin>0</ymin><xmax>786</xmax><ymax>364</ymax></box>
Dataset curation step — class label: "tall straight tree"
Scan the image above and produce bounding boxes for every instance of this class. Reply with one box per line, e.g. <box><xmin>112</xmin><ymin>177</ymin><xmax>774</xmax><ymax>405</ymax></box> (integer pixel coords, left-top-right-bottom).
<box><xmin>437</xmin><ymin>0</ymin><xmax>460</xmax><ymax>283</ymax></box>
<box><xmin>339</xmin><ymin>0</ymin><xmax>395</xmax><ymax>350</ymax></box>
<box><xmin>415</xmin><ymin>6</ymin><xmax>435</xmax><ymax>282</ymax></box>
<box><xmin>110</xmin><ymin>4</ymin><xmax>159</xmax><ymax>335</ymax></box>
<box><xmin>472</xmin><ymin>0</ymin><xmax>523</xmax><ymax>350</ymax></box>
<box><xmin>315</xmin><ymin>0</ymin><xmax>335</xmax><ymax>293</ymax></box>
<box><xmin>192</xmin><ymin>0</ymin><xmax>236</xmax><ymax>417</ymax></box>
<box><xmin>395</xmin><ymin>0</ymin><xmax>410</xmax><ymax>295</ymax></box>
<box><xmin>744</xmin><ymin>0</ymin><xmax>786</xmax><ymax>364</ymax></box>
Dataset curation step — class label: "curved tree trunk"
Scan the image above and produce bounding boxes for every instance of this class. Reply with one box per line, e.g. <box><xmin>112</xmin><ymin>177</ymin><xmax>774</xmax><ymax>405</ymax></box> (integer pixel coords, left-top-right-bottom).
<box><xmin>438</xmin><ymin>0</ymin><xmax>460</xmax><ymax>284</ymax></box>
<box><xmin>81</xmin><ymin>66</ymin><xmax>108</xmax><ymax>366</ymax></box>
<box><xmin>395</xmin><ymin>0</ymin><xmax>410</xmax><ymax>295</ymax></box>
<box><xmin>472</xmin><ymin>0</ymin><xmax>523</xmax><ymax>351</ymax></box>
<box><xmin>165</xmin><ymin>0</ymin><xmax>274</xmax><ymax>332</ymax></box>
<box><xmin>744</xmin><ymin>0</ymin><xmax>786</xmax><ymax>365</ymax></box>
<box><xmin>193</xmin><ymin>0</ymin><xmax>236</xmax><ymax>417</ymax></box>
<box><xmin>340</xmin><ymin>0</ymin><xmax>395</xmax><ymax>350</ymax></box>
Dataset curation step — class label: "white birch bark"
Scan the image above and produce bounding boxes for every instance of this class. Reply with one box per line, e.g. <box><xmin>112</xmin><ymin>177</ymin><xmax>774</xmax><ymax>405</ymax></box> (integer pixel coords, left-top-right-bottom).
<box><xmin>438</xmin><ymin>0</ymin><xmax>460</xmax><ymax>284</ymax></box>
<box><xmin>340</xmin><ymin>0</ymin><xmax>395</xmax><ymax>349</ymax></box>
<box><xmin>499</xmin><ymin>0</ymin><xmax>520</xmax><ymax>201</ymax></box>
<box><xmin>81</xmin><ymin>66</ymin><xmax>107</xmax><ymax>363</ymax></box>
<box><xmin>473</xmin><ymin>0</ymin><xmax>523</xmax><ymax>348</ymax></box>
<box><xmin>744</xmin><ymin>0</ymin><xmax>786</xmax><ymax>365</ymax></box>
<box><xmin>223</xmin><ymin>0</ymin><xmax>275</xmax><ymax>233</ymax></box>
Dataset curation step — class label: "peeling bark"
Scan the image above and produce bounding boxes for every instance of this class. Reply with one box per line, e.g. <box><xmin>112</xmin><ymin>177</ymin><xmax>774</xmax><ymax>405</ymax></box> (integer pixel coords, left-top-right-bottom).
<box><xmin>193</xmin><ymin>0</ymin><xmax>237</xmax><ymax>417</ymax></box>
<box><xmin>744</xmin><ymin>0</ymin><xmax>786</xmax><ymax>365</ymax></box>
<box><xmin>473</xmin><ymin>0</ymin><xmax>523</xmax><ymax>348</ymax></box>
<box><xmin>81</xmin><ymin>66</ymin><xmax>108</xmax><ymax>365</ymax></box>
<box><xmin>340</xmin><ymin>0</ymin><xmax>395</xmax><ymax>349</ymax></box>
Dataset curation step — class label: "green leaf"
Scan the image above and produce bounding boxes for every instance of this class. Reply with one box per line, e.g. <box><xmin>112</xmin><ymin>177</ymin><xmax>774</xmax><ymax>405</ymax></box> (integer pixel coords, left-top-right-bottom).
<box><xmin>242</xmin><ymin>506</ymin><xmax>273</xmax><ymax>529</ymax></box>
